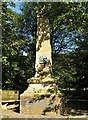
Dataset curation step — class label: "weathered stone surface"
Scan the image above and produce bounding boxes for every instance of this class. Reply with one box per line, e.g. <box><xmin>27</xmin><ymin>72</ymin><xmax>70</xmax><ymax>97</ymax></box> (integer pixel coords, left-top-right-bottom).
<box><xmin>20</xmin><ymin>83</ymin><xmax>62</xmax><ymax>115</ymax></box>
<box><xmin>27</xmin><ymin>77</ymin><xmax>55</xmax><ymax>84</ymax></box>
<box><xmin>35</xmin><ymin>6</ymin><xmax>52</xmax><ymax>79</ymax></box>
<box><xmin>20</xmin><ymin>6</ymin><xmax>62</xmax><ymax>115</ymax></box>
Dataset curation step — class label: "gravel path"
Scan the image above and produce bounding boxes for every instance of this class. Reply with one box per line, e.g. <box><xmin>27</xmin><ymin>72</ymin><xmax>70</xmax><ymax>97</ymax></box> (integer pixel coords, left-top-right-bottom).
<box><xmin>1</xmin><ymin>109</ymin><xmax>87</xmax><ymax>119</ymax></box>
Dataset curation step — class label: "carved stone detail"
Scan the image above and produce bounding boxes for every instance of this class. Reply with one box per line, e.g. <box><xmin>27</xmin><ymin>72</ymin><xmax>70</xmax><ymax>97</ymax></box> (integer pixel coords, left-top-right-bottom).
<box><xmin>35</xmin><ymin>56</ymin><xmax>51</xmax><ymax>79</ymax></box>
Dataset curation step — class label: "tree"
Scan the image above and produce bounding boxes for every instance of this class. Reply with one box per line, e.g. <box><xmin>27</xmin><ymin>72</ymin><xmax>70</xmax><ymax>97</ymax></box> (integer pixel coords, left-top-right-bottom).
<box><xmin>2</xmin><ymin>2</ymin><xmax>35</xmax><ymax>92</ymax></box>
<box><xmin>20</xmin><ymin>2</ymin><xmax>88</xmax><ymax>89</ymax></box>
<box><xmin>2</xmin><ymin>2</ymin><xmax>88</xmax><ymax>91</ymax></box>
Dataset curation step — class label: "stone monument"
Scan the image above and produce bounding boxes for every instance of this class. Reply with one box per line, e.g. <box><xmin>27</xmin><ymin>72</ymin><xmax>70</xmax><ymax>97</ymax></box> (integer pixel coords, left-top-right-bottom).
<box><xmin>20</xmin><ymin>5</ymin><xmax>62</xmax><ymax>115</ymax></box>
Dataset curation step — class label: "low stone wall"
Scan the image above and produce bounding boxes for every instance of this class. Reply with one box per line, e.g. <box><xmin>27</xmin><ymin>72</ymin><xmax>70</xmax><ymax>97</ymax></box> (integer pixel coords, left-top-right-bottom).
<box><xmin>2</xmin><ymin>90</ymin><xmax>19</xmax><ymax>101</ymax></box>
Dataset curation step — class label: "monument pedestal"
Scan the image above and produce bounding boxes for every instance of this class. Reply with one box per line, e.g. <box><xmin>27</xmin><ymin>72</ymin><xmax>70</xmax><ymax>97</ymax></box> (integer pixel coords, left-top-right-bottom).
<box><xmin>20</xmin><ymin>77</ymin><xmax>62</xmax><ymax>115</ymax></box>
<box><xmin>20</xmin><ymin>6</ymin><xmax>63</xmax><ymax>115</ymax></box>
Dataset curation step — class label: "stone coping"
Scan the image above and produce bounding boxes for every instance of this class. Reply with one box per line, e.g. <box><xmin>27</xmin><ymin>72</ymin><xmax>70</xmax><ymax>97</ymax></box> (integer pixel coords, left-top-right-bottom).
<box><xmin>27</xmin><ymin>77</ymin><xmax>55</xmax><ymax>84</ymax></box>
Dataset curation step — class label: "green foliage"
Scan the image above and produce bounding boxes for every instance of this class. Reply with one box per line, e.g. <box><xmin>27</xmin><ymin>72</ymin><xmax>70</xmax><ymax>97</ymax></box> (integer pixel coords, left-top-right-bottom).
<box><xmin>52</xmin><ymin>53</ymin><xmax>76</xmax><ymax>89</ymax></box>
<box><xmin>2</xmin><ymin>3</ymin><xmax>35</xmax><ymax>92</ymax></box>
<box><xmin>2</xmin><ymin>2</ymin><xmax>88</xmax><ymax>91</ymax></box>
<box><xmin>52</xmin><ymin>2</ymin><xmax>88</xmax><ymax>89</ymax></box>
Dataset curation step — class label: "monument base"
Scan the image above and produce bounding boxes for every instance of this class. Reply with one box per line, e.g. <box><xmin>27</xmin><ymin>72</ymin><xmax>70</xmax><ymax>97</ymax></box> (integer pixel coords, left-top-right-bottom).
<box><xmin>20</xmin><ymin>78</ymin><xmax>62</xmax><ymax>115</ymax></box>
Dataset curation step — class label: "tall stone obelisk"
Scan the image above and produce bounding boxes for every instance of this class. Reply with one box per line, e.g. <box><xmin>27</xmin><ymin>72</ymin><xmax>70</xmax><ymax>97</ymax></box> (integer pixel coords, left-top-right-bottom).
<box><xmin>36</xmin><ymin>5</ymin><xmax>52</xmax><ymax>67</ymax></box>
<box><xmin>20</xmin><ymin>5</ymin><xmax>61</xmax><ymax>115</ymax></box>
<box><xmin>35</xmin><ymin>5</ymin><xmax>52</xmax><ymax>81</ymax></box>
<box><xmin>27</xmin><ymin>5</ymin><xmax>53</xmax><ymax>83</ymax></box>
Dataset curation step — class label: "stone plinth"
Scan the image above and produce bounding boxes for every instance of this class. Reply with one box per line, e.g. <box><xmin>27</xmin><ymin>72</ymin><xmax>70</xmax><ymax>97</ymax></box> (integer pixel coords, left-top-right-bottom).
<box><xmin>20</xmin><ymin>78</ymin><xmax>62</xmax><ymax>115</ymax></box>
